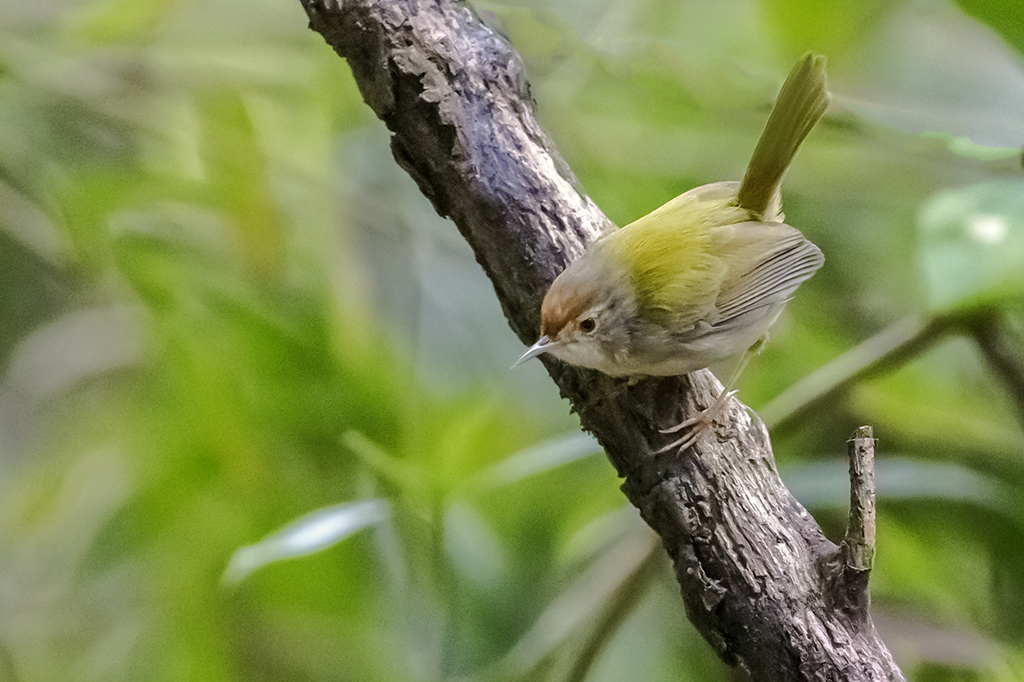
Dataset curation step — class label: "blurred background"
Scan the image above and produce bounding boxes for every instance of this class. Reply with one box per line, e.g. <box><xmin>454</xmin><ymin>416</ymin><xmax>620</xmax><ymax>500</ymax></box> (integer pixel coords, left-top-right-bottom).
<box><xmin>2</xmin><ymin>0</ymin><xmax>1024</xmax><ymax>679</ymax></box>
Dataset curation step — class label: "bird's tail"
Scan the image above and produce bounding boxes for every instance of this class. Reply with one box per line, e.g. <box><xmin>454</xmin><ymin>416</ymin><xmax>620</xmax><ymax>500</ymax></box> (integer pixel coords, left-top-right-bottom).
<box><xmin>736</xmin><ymin>53</ymin><xmax>830</xmax><ymax>220</ymax></box>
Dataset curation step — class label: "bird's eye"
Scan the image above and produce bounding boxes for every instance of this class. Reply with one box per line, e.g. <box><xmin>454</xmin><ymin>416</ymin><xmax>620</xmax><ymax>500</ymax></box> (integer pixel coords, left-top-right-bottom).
<box><xmin>580</xmin><ymin>317</ymin><xmax>597</xmax><ymax>333</ymax></box>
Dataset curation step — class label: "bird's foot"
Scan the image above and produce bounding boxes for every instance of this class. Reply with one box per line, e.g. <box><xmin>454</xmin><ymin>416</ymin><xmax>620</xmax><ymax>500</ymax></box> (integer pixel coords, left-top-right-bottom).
<box><xmin>655</xmin><ymin>390</ymin><xmax>737</xmax><ymax>454</ymax></box>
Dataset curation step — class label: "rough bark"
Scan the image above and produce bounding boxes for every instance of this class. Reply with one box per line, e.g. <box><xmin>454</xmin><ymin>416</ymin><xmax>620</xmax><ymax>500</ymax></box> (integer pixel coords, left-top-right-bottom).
<box><xmin>299</xmin><ymin>0</ymin><xmax>906</xmax><ymax>679</ymax></box>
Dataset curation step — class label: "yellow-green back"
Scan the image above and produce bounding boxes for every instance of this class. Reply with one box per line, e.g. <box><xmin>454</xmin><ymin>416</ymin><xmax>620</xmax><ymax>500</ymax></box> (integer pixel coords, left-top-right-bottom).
<box><xmin>604</xmin><ymin>185</ymin><xmax>749</xmax><ymax>327</ymax></box>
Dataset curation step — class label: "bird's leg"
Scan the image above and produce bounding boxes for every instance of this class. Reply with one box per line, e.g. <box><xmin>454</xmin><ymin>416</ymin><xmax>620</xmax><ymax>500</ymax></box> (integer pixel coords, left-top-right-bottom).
<box><xmin>655</xmin><ymin>342</ymin><xmax>761</xmax><ymax>453</ymax></box>
<box><xmin>654</xmin><ymin>388</ymin><xmax>739</xmax><ymax>453</ymax></box>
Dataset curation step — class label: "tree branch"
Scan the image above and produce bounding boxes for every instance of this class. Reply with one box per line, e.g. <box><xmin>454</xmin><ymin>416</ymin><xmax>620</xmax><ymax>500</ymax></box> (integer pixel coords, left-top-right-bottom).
<box><xmin>843</xmin><ymin>426</ymin><xmax>877</xmax><ymax>574</ymax></box>
<box><xmin>969</xmin><ymin>309</ymin><xmax>1024</xmax><ymax>431</ymax></box>
<box><xmin>300</xmin><ymin>0</ymin><xmax>905</xmax><ymax>678</ymax></box>
<box><xmin>763</xmin><ymin>307</ymin><xmax>1024</xmax><ymax>434</ymax></box>
<box><xmin>761</xmin><ymin>314</ymin><xmax>955</xmax><ymax>431</ymax></box>
<box><xmin>837</xmin><ymin>425</ymin><xmax>877</xmax><ymax>627</ymax></box>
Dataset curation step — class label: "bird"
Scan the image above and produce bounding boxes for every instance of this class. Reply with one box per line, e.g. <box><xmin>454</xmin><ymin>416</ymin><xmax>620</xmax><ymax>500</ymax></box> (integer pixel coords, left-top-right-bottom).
<box><xmin>513</xmin><ymin>53</ymin><xmax>830</xmax><ymax>452</ymax></box>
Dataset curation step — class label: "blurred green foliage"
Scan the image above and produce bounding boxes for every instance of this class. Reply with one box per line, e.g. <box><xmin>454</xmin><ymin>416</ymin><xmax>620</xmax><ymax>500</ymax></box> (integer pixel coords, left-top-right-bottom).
<box><xmin>1</xmin><ymin>0</ymin><xmax>1024</xmax><ymax>681</ymax></box>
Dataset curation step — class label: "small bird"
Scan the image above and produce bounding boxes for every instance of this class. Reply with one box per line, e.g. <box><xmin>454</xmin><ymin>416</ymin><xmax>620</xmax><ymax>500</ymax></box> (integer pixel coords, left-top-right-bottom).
<box><xmin>514</xmin><ymin>53</ymin><xmax>830</xmax><ymax>452</ymax></box>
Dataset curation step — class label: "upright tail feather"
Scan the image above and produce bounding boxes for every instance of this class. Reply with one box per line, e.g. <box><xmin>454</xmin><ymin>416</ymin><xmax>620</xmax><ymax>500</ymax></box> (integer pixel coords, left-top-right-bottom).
<box><xmin>736</xmin><ymin>53</ymin><xmax>830</xmax><ymax>220</ymax></box>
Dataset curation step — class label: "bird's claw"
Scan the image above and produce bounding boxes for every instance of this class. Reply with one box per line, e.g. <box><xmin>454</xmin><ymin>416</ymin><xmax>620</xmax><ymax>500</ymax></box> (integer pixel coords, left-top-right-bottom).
<box><xmin>654</xmin><ymin>428</ymin><xmax>703</xmax><ymax>454</ymax></box>
<box><xmin>654</xmin><ymin>390</ymin><xmax>738</xmax><ymax>454</ymax></box>
<box><xmin>658</xmin><ymin>414</ymin><xmax>702</xmax><ymax>435</ymax></box>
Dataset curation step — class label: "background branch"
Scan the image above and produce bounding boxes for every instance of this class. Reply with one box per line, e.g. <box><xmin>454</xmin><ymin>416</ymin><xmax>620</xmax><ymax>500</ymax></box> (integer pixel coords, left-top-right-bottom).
<box><xmin>300</xmin><ymin>0</ymin><xmax>905</xmax><ymax>678</ymax></box>
<box><xmin>969</xmin><ymin>309</ymin><xmax>1024</xmax><ymax>430</ymax></box>
<box><xmin>763</xmin><ymin>307</ymin><xmax>1024</xmax><ymax>434</ymax></box>
<box><xmin>761</xmin><ymin>314</ymin><xmax>954</xmax><ymax>430</ymax></box>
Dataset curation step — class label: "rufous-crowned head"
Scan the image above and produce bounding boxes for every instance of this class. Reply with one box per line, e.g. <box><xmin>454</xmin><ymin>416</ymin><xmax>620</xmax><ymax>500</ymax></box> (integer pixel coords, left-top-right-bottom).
<box><xmin>512</xmin><ymin>244</ymin><xmax>637</xmax><ymax>373</ymax></box>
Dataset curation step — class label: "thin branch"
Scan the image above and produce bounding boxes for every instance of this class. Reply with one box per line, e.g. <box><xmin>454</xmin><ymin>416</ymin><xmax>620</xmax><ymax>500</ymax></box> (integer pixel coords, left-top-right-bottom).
<box><xmin>763</xmin><ymin>307</ymin><xmax>1024</xmax><ymax>435</ymax></box>
<box><xmin>828</xmin><ymin>425</ymin><xmax>877</xmax><ymax>631</ymax></box>
<box><xmin>842</xmin><ymin>426</ymin><xmax>877</xmax><ymax>574</ymax></box>
<box><xmin>495</xmin><ymin>529</ymin><xmax>659</xmax><ymax>679</ymax></box>
<box><xmin>968</xmin><ymin>310</ymin><xmax>1024</xmax><ymax>430</ymax></box>
<box><xmin>564</xmin><ymin>536</ymin><xmax>662</xmax><ymax>682</ymax></box>
<box><xmin>761</xmin><ymin>315</ymin><xmax>954</xmax><ymax>431</ymax></box>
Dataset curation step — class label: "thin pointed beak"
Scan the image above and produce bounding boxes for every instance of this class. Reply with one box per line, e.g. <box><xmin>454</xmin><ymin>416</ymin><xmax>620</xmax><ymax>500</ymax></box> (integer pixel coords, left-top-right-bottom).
<box><xmin>511</xmin><ymin>335</ymin><xmax>557</xmax><ymax>369</ymax></box>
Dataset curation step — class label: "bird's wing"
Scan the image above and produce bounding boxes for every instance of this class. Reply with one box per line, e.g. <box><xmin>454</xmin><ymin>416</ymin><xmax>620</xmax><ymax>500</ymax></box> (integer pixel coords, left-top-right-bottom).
<box><xmin>610</xmin><ymin>195</ymin><xmax>729</xmax><ymax>330</ymax></box>
<box><xmin>711</xmin><ymin>221</ymin><xmax>823</xmax><ymax>325</ymax></box>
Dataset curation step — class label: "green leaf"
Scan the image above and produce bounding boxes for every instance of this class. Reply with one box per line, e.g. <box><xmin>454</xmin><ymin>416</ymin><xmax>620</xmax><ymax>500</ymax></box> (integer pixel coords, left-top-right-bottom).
<box><xmin>222</xmin><ymin>498</ymin><xmax>390</xmax><ymax>586</ymax></box>
<box><xmin>919</xmin><ymin>132</ymin><xmax>1020</xmax><ymax>161</ymax></box>
<box><xmin>444</xmin><ymin>502</ymin><xmax>506</xmax><ymax>587</ymax></box>
<box><xmin>69</xmin><ymin>0</ymin><xmax>182</xmax><ymax>44</ymax></box>
<box><xmin>918</xmin><ymin>180</ymin><xmax>1024</xmax><ymax>311</ymax></box>
<box><xmin>763</xmin><ymin>0</ymin><xmax>893</xmax><ymax>58</ymax></box>
<box><xmin>477</xmin><ymin>432</ymin><xmax>600</xmax><ymax>488</ymax></box>
<box><xmin>955</xmin><ymin>0</ymin><xmax>1024</xmax><ymax>58</ymax></box>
